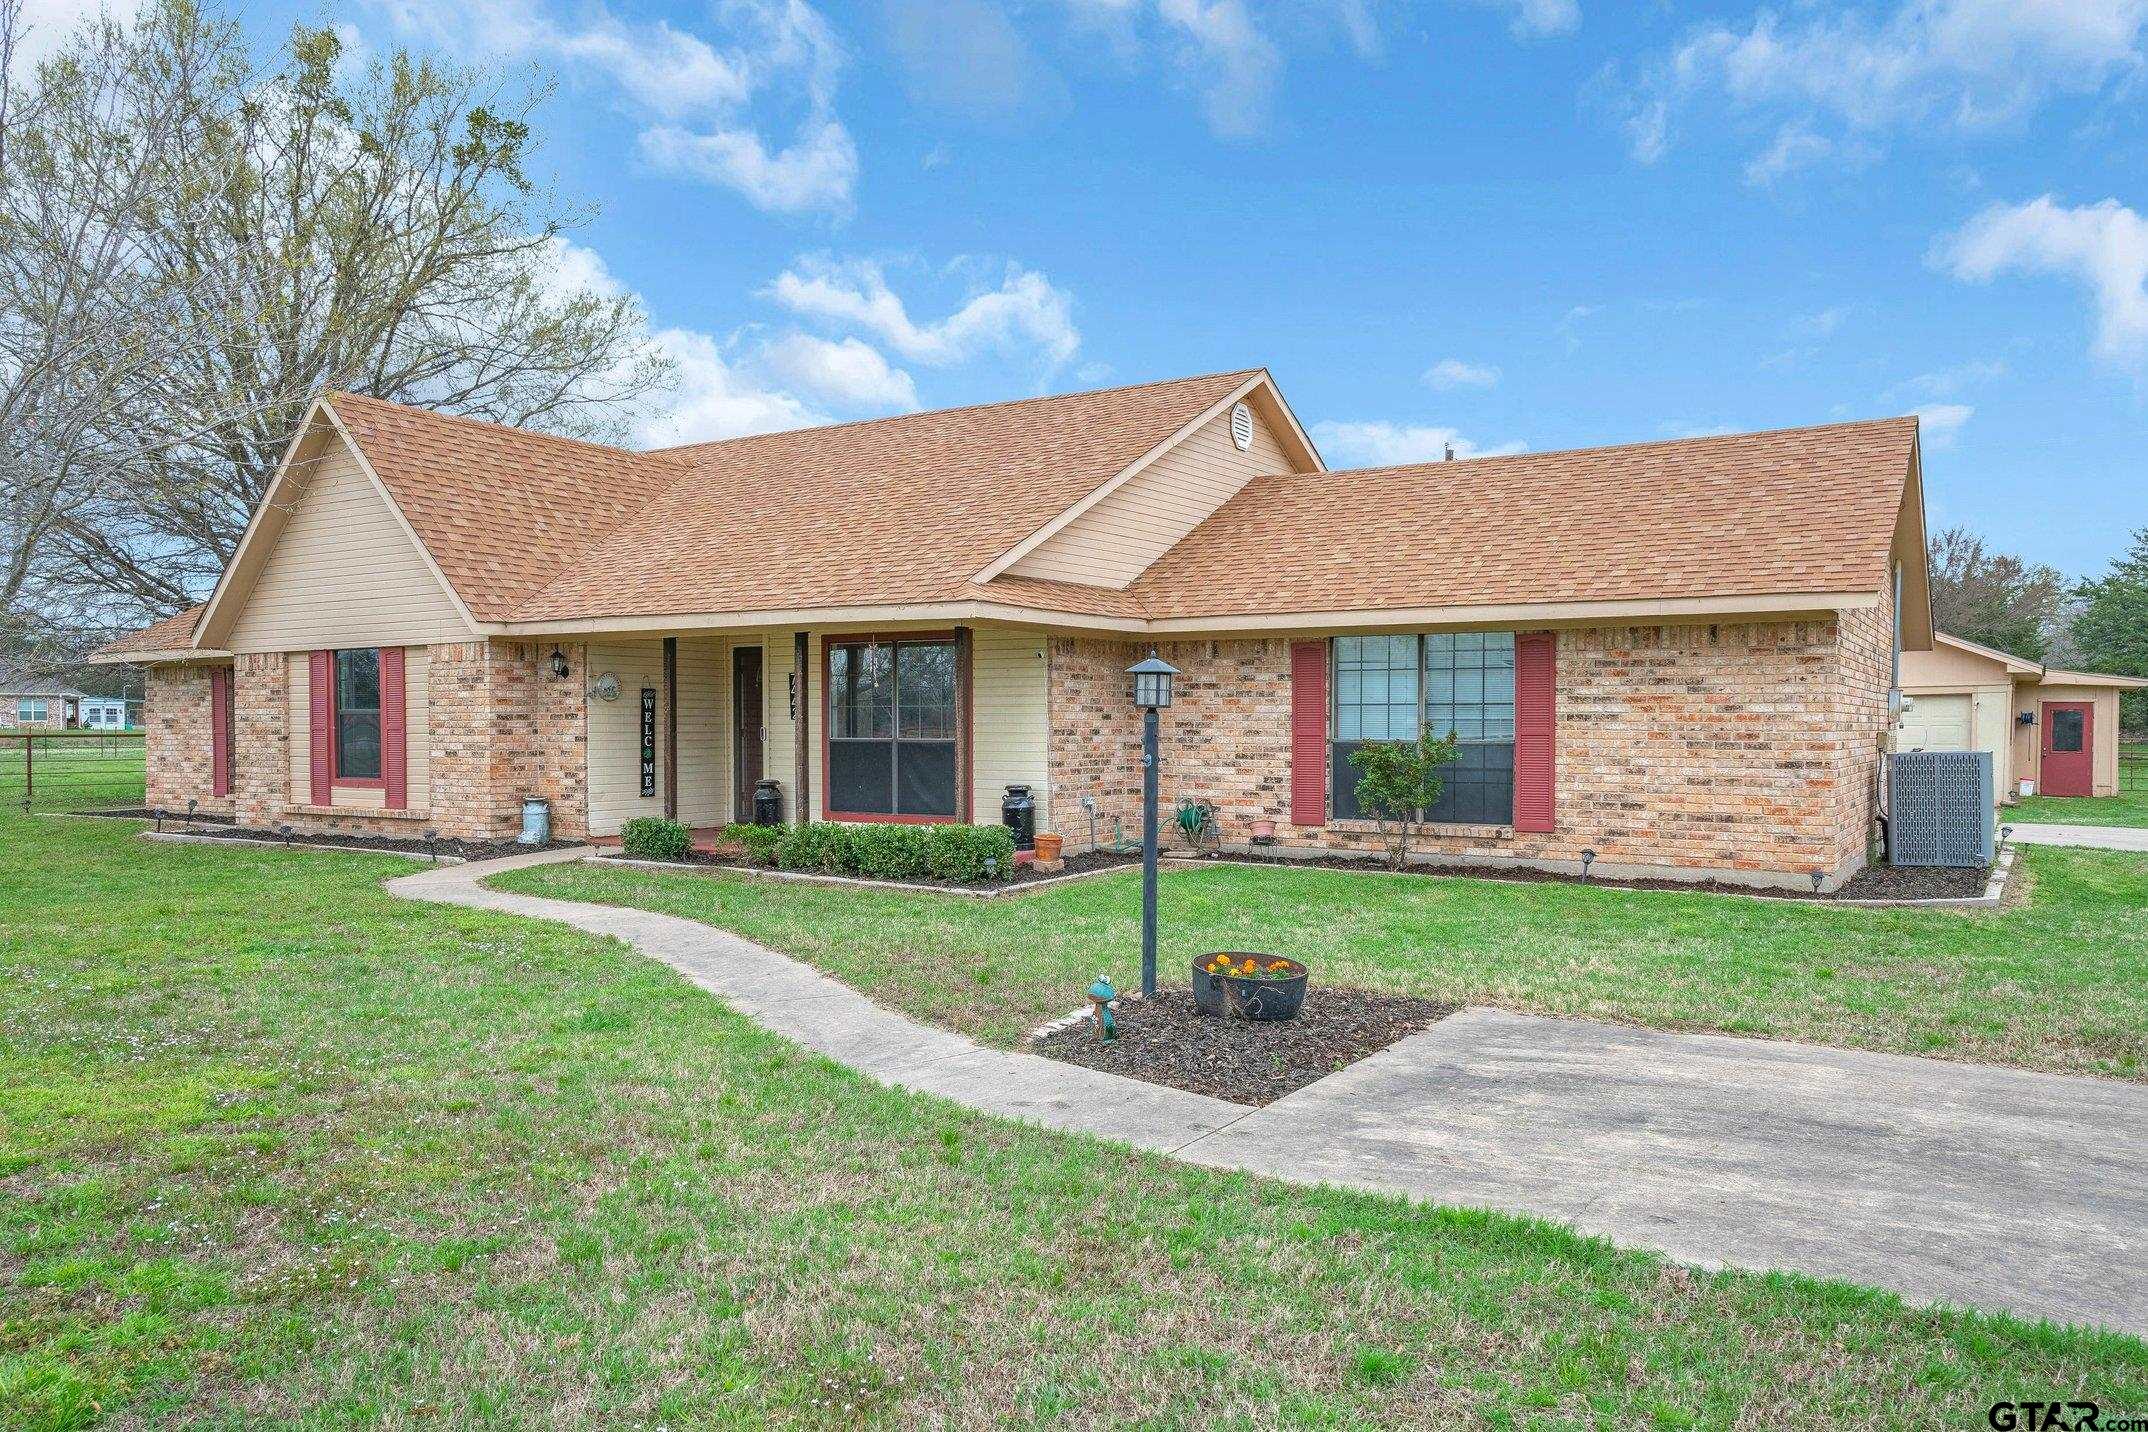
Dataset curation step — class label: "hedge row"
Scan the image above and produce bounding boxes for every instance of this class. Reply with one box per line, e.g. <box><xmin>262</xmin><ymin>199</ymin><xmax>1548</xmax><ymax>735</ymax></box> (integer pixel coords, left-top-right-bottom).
<box><xmin>729</xmin><ymin>820</ymin><xmax>1016</xmax><ymax>884</ymax></box>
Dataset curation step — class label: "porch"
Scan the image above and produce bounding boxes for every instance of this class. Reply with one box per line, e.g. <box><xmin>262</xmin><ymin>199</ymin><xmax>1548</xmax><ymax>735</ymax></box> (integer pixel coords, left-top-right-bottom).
<box><xmin>566</xmin><ymin>622</ymin><xmax>1055</xmax><ymax>841</ymax></box>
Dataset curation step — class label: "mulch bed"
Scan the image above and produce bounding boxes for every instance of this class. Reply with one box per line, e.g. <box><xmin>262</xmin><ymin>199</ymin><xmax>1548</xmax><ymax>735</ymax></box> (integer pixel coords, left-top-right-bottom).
<box><xmin>1171</xmin><ymin>848</ymin><xmax>1992</xmax><ymax>902</ymax></box>
<box><xmin>626</xmin><ymin>846</ymin><xmax>1141</xmax><ymax>890</ymax></box>
<box><xmin>1032</xmin><ymin>986</ymin><xmax>1458</xmax><ymax>1105</ymax></box>
<box><xmin>121</xmin><ymin>813</ymin><xmax>577</xmax><ymax>862</ymax></box>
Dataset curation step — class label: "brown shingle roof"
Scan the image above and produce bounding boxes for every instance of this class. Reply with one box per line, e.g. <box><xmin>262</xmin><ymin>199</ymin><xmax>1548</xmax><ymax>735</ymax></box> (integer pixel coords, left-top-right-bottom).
<box><xmin>515</xmin><ymin>371</ymin><xmax>1258</xmax><ymax>621</ymax></box>
<box><xmin>1127</xmin><ymin>418</ymin><xmax>1918</xmax><ymax>620</ymax></box>
<box><xmin>89</xmin><ymin>605</ymin><xmax>206</xmax><ymax>660</ymax></box>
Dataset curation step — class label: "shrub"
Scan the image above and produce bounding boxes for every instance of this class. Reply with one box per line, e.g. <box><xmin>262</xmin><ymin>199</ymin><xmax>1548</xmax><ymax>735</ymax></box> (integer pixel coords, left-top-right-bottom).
<box><xmin>775</xmin><ymin>821</ymin><xmax>853</xmax><ymax>873</ymax></box>
<box><xmin>924</xmin><ymin>823</ymin><xmax>1016</xmax><ymax>883</ymax></box>
<box><xmin>1348</xmin><ymin>728</ymin><xmax>1462</xmax><ymax>870</ymax></box>
<box><xmin>725</xmin><ymin>823</ymin><xmax>782</xmax><ymax>866</ymax></box>
<box><xmin>620</xmin><ymin>817</ymin><xmax>692</xmax><ymax>862</ymax></box>
<box><xmin>850</xmin><ymin>823</ymin><xmax>929</xmax><ymax>881</ymax></box>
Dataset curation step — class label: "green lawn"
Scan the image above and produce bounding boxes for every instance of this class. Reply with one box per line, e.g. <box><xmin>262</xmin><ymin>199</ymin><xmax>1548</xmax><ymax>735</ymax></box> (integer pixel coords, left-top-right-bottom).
<box><xmin>503</xmin><ymin>847</ymin><xmax>2148</xmax><ymax>1080</ymax></box>
<box><xmin>2012</xmin><ymin>742</ymin><xmax>2148</xmax><ymax>828</ymax></box>
<box><xmin>7</xmin><ymin>812</ymin><xmax>2147</xmax><ymax>1425</ymax></box>
<box><xmin>0</xmin><ymin>737</ymin><xmax>145</xmax><ymax>812</ymax></box>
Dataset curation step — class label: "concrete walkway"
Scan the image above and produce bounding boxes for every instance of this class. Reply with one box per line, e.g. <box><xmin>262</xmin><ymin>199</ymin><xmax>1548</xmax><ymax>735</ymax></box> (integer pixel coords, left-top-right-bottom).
<box><xmin>391</xmin><ymin>850</ymin><xmax>2148</xmax><ymax>1338</ymax></box>
<box><xmin>2009</xmin><ymin>822</ymin><xmax>2148</xmax><ymax>852</ymax></box>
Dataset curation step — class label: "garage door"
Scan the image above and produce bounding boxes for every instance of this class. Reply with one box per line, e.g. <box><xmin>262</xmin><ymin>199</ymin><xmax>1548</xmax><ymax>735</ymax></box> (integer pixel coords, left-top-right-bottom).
<box><xmin>1901</xmin><ymin>694</ymin><xmax>1974</xmax><ymax>752</ymax></box>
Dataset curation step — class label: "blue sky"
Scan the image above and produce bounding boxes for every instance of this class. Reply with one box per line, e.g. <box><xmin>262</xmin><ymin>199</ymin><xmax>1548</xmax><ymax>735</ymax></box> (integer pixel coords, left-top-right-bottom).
<box><xmin>80</xmin><ymin>0</ymin><xmax>2148</xmax><ymax>572</ymax></box>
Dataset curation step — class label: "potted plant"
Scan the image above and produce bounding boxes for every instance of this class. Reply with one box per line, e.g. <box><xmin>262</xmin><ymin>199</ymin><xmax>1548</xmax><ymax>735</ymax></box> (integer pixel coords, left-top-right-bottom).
<box><xmin>1248</xmin><ymin>817</ymin><xmax>1277</xmax><ymax>845</ymax></box>
<box><xmin>1033</xmin><ymin>831</ymin><xmax>1064</xmax><ymax>865</ymax></box>
<box><xmin>1191</xmin><ymin>953</ymin><xmax>1308</xmax><ymax>1020</ymax></box>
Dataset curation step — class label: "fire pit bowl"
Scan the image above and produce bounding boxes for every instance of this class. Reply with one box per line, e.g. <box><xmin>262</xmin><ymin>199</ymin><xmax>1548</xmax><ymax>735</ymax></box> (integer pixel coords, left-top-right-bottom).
<box><xmin>1191</xmin><ymin>953</ymin><xmax>1308</xmax><ymax>1021</ymax></box>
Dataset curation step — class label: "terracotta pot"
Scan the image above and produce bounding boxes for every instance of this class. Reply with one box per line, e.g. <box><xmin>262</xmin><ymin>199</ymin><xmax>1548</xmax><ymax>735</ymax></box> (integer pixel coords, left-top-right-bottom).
<box><xmin>1248</xmin><ymin>818</ymin><xmax>1278</xmax><ymax>844</ymax></box>
<box><xmin>1033</xmin><ymin>832</ymin><xmax>1064</xmax><ymax>862</ymax></box>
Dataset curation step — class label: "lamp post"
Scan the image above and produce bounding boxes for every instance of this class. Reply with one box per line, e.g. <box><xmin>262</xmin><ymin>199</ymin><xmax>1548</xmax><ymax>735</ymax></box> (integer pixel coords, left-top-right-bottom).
<box><xmin>1127</xmin><ymin>651</ymin><xmax>1179</xmax><ymax>997</ymax></box>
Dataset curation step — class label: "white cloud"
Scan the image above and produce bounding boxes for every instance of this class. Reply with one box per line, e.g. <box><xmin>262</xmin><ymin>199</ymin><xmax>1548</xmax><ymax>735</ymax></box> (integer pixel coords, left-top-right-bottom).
<box><xmin>371</xmin><ymin>0</ymin><xmax>855</xmax><ymax>214</ymax></box>
<box><xmin>1911</xmin><ymin>401</ymin><xmax>1974</xmax><ymax>448</ymax></box>
<box><xmin>755</xmin><ymin>333</ymin><xmax>918</xmax><ymax>410</ymax></box>
<box><xmin>643</xmin><ymin>329</ymin><xmax>831</xmax><ymax>446</ymax></box>
<box><xmin>1556</xmin><ymin>303</ymin><xmax>1598</xmax><ymax>353</ymax></box>
<box><xmin>638</xmin><ymin>119</ymin><xmax>857</xmax><ymax>216</ymax></box>
<box><xmin>1794</xmin><ymin>305</ymin><xmax>1849</xmax><ymax>338</ymax></box>
<box><xmin>1156</xmin><ymin>0</ymin><xmax>1280</xmax><ymax>137</ymax></box>
<box><xmin>6</xmin><ymin>0</ymin><xmax>139</xmax><ymax>73</ymax></box>
<box><xmin>1620</xmin><ymin>0</ymin><xmax>2148</xmax><ymax>171</ymax></box>
<box><xmin>1310</xmin><ymin>420</ymin><xmax>1524</xmax><ymax>467</ymax></box>
<box><xmin>1423</xmin><ymin>358</ymin><xmax>1501</xmax><ymax>390</ymax></box>
<box><xmin>766</xmin><ymin>256</ymin><xmax>1080</xmax><ymax>368</ymax></box>
<box><xmin>1473</xmin><ymin>0</ymin><xmax>1579</xmax><ymax>40</ymax></box>
<box><xmin>1935</xmin><ymin>195</ymin><xmax>2148</xmax><ymax>365</ymax></box>
<box><xmin>1880</xmin><ymin>359</ymin><xmax>2007</xmax><ymax>403</ymax></box>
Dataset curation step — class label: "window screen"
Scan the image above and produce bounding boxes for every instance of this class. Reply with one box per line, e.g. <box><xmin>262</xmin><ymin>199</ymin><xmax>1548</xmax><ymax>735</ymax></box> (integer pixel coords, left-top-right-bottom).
<box><xmin>828</xmin><ymin>639</ymin><xmax>959</xmax><ymax>816</ymax></box>
<box><xmin>1331</xmin><ymin>632</ymin><xmax>1516</xmax><ymax>825</ymax></box>
<box><xmin>334</xmin><ymin>649</ymin><xmax>382</xmax><ymax>780</ymax></box>
<box><xmin>2052</xmin><ymin>708</ymin><xmax>2085</xmax><ymax>754</ymax></box>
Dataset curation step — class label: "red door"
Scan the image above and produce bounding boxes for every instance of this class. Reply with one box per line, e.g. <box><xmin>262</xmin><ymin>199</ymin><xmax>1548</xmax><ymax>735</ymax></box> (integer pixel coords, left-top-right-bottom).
<box><xmin>2041</xmin><ymin>701</ymin><xmax>2094</xmax><ymax>797</ymax></box>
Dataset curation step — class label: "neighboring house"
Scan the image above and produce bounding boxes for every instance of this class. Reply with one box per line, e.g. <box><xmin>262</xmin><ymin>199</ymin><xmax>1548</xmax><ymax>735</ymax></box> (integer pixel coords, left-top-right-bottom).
<box><xmin>3</xmin><ymin>689</ymin><xmax>84</xmax><ymax>729</ymax></box>
<box><xmin>93</xmin><ymin>370</ymin><xmax>1934</xmax><ymax>891</ymax></box>
<box><xmin>78</xmin><ymin>697</ymin><xmax>136</xmax><ymax>731</ymax></box>
<box><xmin>1901</xmin><ymin>632</ymin><xmax>2146</xmax><ymax>801</ymax></box>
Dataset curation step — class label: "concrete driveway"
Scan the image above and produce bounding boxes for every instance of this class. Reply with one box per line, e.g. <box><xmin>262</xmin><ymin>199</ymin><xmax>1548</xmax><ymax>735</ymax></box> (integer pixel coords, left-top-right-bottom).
<box><xmin>2008</xmin><ymin>823</ymin><xmax>2148</xmax><ymax>852</ymax></box>
<box><xmin>1178</xmin><ymin>1009</ymin><xmax>2148</xmax><ymax>1334</ymax></box>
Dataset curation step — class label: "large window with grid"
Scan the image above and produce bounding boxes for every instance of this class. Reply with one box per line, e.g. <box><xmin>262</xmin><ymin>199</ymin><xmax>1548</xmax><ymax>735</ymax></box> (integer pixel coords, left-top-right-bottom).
<box><xmin>1331</xmin><ymin>632</ymin><xmax>1516</xmax><ymax>825</ymax></box>
<box><xmin>827</xmin><ymin>638</ymin><xmax>959</xmax><ymax>818</ymax></box>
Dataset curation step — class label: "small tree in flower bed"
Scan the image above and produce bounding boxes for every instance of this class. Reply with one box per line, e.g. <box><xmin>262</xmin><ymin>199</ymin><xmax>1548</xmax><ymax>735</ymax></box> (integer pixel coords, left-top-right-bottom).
<box><xmin>1348</xmin><ymin>729</ymin><xmax>1462</xmax><ymax>870</ymax></box>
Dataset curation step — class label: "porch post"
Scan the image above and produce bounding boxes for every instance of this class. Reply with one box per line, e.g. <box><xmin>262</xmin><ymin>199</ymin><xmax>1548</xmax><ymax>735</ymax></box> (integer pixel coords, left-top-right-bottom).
<box><xmin>954</xmin><ymin>625</ymin><xmax>974</xmax><ymax>823</ymax></box>
<box><xmin>662</xmin><ymin>636</ymin><xmax>678</xmax><ymax>821</ymax></box>
<box><xmin>793</xmin><ymin>630</ymin><xmax>810</xmax><ymax>824</ymax></box>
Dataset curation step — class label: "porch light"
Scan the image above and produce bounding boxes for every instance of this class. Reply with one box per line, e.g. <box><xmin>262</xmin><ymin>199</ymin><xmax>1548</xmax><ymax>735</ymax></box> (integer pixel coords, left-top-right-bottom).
<box><xmin>548</xmin><ymin>647</ymin><xmax>570</xmax><ymax>679</ymax></box>
<box><xmin>1128</xmin><ymin>652</ymin><xmax>1178</xmax><ymax>710</ymax></box>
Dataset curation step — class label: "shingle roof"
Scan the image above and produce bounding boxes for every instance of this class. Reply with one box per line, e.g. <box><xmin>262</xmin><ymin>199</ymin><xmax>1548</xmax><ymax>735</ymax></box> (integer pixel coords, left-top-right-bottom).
<box><xmin>101</xmin><ymin>381</ymin><xmax>1921</xmax><ymax>659</ymax></box>
<box><xmin>1129</xmin><ymin>418</ymin><xmax>1919</xmax><ymax>620</ymax></box>
<box><xmin>510</xmin><ymin>370</ymin><xmax>1259</xmax><ymax>621</ymax></box>
<box><xmin>89</xmin><ymin>605</ymin><xmax>206</xmax><ymax>659</ymax></box>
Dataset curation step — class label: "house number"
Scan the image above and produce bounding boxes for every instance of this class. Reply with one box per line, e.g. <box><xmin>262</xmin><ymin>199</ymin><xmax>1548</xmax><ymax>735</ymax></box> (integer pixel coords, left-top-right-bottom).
<box><xmin>640</xmin><ymin>687</ymin><xmax>657</xmax><ymax>798</ymax></box>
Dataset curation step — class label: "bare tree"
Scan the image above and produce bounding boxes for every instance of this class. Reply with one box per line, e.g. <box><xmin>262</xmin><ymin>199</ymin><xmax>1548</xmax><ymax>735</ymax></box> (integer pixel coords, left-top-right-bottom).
<box><xmin>4</xmin><ymin>0</ymin><xmax>671</xmax><ymax>628</ymax></box>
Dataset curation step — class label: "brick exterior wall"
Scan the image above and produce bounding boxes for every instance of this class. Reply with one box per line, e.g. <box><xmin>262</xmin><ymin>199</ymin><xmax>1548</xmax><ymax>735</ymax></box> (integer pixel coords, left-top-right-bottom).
<box><xmin>1047</xmin><ymin>610</ymin><xmax>1895</xmax><ymax>890</ymax></box>
<box><xmin>144</xmin><ymin>663</ymin><xmax>228</xmax><ymax>815</ymax></box>
<box><xmin>143</xmin><ymin>639</ymin><xmax>590</xmax><ymax>842</ymax></box>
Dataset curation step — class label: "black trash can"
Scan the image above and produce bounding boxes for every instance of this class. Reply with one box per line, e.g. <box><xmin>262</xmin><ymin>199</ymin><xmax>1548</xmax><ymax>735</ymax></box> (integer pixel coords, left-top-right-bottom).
<box><xmin>752</xmin><ymin>779</ymin><xmax>784</xmax><ymax>827</ymax></box>
<box><xmin>1001</xmin><ymin>784</ymin><xmax>1036</xmax><ymax>851</ymax></box>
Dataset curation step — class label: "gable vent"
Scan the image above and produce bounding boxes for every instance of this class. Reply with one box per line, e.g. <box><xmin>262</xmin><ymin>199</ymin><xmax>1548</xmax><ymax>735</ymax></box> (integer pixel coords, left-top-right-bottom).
<box><xmin>1229</xmin><ymin>401</ymin><xmax>1254</xmax><ymax>451</ymax></box>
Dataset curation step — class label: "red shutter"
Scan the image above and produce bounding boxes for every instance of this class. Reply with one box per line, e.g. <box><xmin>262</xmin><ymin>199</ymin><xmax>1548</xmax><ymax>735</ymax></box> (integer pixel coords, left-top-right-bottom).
<box><xmin>309</xmin><ymin>650</ymin><xmax>332</xmax><ymax>804</ymax></box>
<box><xmin>380</xmin><ymin>647</ymin><xmax>408</xmax><ymax>810</ymax></box>
<box><xmin>209</xmin><ymin>667</ymin><xmax>233</xmax><ymax>798</ymax></box>
<box><xmin>1289</xmin><ymin>640</ymin><xmax>1328</xmax><ymax>826</ymax></box>
<box><xmin>1513</xmin><ymin>631</ymin><xmax>1556</xmax><ymax>832</ymax></box>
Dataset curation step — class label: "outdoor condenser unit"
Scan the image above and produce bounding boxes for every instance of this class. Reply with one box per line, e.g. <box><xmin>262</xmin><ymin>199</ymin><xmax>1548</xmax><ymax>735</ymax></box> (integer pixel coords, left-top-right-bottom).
<box><xmin>1888</xmin><ymin>750</ymin><xmax>1994</xmax><ymax>868</ymax></box>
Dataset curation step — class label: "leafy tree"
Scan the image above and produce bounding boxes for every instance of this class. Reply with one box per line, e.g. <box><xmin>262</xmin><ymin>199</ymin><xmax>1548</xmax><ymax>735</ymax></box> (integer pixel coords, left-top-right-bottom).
<box><xmin>1347</xmin><ymin>728</ymin><xmax>1462</xmax><ymax>870</ymax></box>
<box><xmin>6</xmin><ymin>0</ymin><xmax>670</xmax><ymax>623</ymax></box>
<box><xmin>1926</xmin><ymin>525</ymin><xmax>2069</xmax><ymax>662</ymax></box>
<box><xmin>2070</xmin><ymin>527</ymin><xmax>2148</xmax><ymax>735</ymax></box>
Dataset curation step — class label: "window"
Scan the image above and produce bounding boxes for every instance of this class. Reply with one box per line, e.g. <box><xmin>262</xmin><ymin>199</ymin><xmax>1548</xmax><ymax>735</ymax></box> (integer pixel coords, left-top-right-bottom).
<box><xmin>16</xmin><ymin>699</ymin><xmax>45</xmax><ymax>725</ymax></box>
<box><xmin>827</xmin><ymin>638</ymin><xmax>959</xmax><ymax>818</ymax></box>
<box><xmin>333</xmin><ymin>648</ymin><xmax>383</xmax><ymax>781</ymax></box>
<box><xmin>1332</xmin><ymin>632</ymin><xmax>1516</xmax><ymax>825</ymax></box>
<box><xmin>2052</xmin><ymin>708</ymin><xmax>2085</xmax><ymax>754</ymax></box>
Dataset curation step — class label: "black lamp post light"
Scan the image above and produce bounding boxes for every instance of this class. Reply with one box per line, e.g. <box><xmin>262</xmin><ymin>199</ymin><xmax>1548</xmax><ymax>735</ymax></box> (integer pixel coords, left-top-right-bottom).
<box><xmin>1127</xmin><ymin>651</ymin><xmax>1179</xmax><ymax>998</ymax></box>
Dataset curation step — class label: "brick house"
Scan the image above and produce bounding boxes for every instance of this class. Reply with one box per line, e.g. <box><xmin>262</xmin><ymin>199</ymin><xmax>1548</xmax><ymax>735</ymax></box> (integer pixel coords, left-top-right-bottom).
<box><xmin>93</xmin><ymin>369</ymin><xmax>1933</xmax><ymax>890</ymax></box>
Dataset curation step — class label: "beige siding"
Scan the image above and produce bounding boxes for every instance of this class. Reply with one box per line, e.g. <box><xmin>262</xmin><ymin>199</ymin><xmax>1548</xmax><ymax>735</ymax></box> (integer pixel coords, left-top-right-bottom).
<box><xmin>1008</xmin><ymin>402</ymin><xmax>1293</xmax><ymax>588</ymax></box>
<box><xmin>676</xmin><ymin>636</ymin><xmax>728</xmax><ymax>826</ymax></box>
<box><xmin>226</xmin><ymin>436</ymin><xmax>472</xmax><ymax>653</ymax></box>
<box><xmin>972</xmin><ymin>624</ymin><xmax>1050</xmax><ymax>830</ymax></box>
<box><xmin>585</xmin><ymin>640</ymin><xmax>669</xmax><ymax>836</ymax></box>
<box><xmin>286</xmin><ymin>647</ymin><xmax>430</xmax><ymax>809</ymax></box>
<box><xmin>761</xmin><ymin>635</ymin><xmax>816</xmax><ymax>822</ymax></box>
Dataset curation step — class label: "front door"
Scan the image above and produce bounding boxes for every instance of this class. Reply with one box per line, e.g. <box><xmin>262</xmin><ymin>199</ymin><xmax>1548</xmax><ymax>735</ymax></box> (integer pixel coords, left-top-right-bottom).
<box><xmin>2041</xmin><ymin>701</ymin><xmax>2094</xmax><ymax>797</ymax></box>
<box><xmin>732</xmin><ymin>647</ymin><xmax>765</xmax><ymax>821</ymax></box>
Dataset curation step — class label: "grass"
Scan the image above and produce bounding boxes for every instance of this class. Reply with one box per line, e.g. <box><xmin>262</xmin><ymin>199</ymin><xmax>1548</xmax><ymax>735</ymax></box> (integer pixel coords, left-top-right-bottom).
<box><xmin>0</xmin><ymin>736</ymin><xmax>145</xmax><ymax>812</ymax></box>
<box><xmin>502</xmin><ymin>848</ymin><xmax>2148</xmax><ymax>1081</ymax></box>
<box><xmin>2012</xmin><ymin>743</ymin><xmax>2148</xmax><ymax>828</ymax></box>
<box><xmin>6</xmin><ymin>810</ymin><xmax>2147</xmax><ymax>1425</ymax></box>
